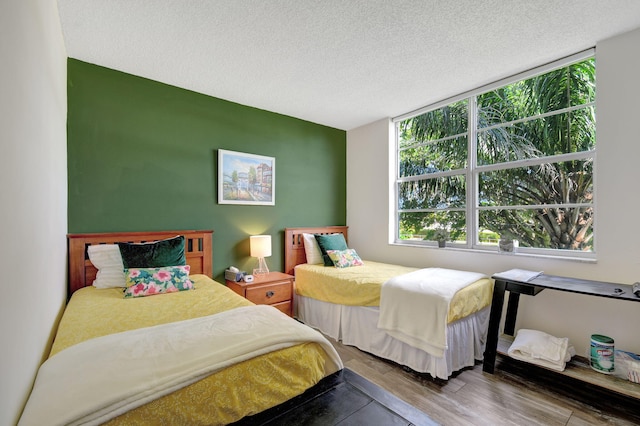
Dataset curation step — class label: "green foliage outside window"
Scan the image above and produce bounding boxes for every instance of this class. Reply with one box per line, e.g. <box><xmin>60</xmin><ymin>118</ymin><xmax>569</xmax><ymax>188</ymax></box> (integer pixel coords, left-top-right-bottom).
<box><xmin>397</xmin><ymin>58</ymin><xmax>595</xmax><ymax>252</ymax></box>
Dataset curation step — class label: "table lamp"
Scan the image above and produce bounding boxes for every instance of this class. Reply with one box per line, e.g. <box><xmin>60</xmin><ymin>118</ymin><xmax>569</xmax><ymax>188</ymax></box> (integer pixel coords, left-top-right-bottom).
<box><xmin>250</xmin><ymin>235</ymin><xmax>271</xmax><ymax>275</ymax></box>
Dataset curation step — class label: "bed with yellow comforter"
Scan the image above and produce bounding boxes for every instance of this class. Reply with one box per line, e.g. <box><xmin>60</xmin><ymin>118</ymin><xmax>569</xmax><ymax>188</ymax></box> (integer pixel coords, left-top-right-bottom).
<box><xmin>20</xmin><ymin>275</ymin><xmax>342</xmax><ymax>426</ymax></box>
<box><xmin>295</xmin><ymin>261</ymin><xmax>493</xmax><ymax>323</ymax></box>
<box><xmin>294</xmin><ymin>261</ymin><xmax>493</xmax><ymax>379</ymax></box>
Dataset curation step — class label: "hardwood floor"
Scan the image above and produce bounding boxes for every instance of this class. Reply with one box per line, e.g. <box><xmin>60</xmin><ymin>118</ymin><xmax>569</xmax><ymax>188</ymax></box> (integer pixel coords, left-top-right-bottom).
<box><xmin>327</xmin><ymin>336</ymin><xmax>640</xmax><ymax>426</ymax></box>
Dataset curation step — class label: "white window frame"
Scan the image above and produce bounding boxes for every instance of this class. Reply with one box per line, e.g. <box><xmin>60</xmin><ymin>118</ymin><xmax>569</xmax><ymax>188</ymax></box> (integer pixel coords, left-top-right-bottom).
<box><xmin>392</xmin><ymin>49</ymin><xmax>596</xmax><ymax>260</ymax></box>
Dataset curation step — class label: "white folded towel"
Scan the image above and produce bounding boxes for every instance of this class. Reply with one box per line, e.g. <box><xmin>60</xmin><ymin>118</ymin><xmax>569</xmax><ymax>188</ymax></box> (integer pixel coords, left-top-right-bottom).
<box><xmin>507</xmin><ymin>329</ymin><xmax>575</xmax><ymax>372</ymax></box>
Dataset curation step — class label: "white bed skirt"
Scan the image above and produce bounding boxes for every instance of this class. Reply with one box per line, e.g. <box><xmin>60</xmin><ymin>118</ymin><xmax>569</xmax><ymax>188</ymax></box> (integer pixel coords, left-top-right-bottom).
<box><xmin>295</xmin><ymin>295</ymin><xmax>490</xmax><ymax>380</ymax></box>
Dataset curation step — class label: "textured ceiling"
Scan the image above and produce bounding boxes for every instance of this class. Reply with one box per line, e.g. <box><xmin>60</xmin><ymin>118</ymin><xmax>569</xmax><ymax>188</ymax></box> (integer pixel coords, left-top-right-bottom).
<box><xmin>57</xmin><ymin>0</ymin><xmax>640</xmax><ymax>130</ymax></box>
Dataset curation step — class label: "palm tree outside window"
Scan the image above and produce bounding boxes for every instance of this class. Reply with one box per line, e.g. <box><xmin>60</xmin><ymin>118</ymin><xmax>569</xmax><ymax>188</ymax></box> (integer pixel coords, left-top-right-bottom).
<box><xmin>394</xmin><ymin>51</ymin><xmax>595</xmax><ymax>257</ymax></box>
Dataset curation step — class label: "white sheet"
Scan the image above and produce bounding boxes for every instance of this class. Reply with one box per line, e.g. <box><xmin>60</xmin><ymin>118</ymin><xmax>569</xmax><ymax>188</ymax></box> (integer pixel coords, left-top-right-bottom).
<box><xmin>377</xmin><ymin>268</ymin><xmax>487</xmax><ymax>357</ymax></box>
<box><xmin>19</xmin><ymin>305</ymin><xmax>342</xmax><ymax>426</ymax></box>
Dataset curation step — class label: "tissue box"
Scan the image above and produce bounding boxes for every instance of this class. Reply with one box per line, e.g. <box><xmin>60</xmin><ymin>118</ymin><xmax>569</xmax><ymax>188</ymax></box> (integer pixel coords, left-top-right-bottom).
<box><xmin>225</xmin><ymin>270</ymin><xmax>244</xmax><ymax>282</ymax></box>
<box><xmin>614</xmin><ymin>350</ymin><xmax>640</xmax><ymax>383</ymax></box>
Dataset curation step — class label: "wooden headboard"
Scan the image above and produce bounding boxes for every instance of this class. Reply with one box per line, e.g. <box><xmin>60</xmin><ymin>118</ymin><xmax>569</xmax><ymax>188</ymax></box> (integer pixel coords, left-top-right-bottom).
<box><xmin>284</xmin><ymin>226</ymin><xmax>348</xmax><ymax>276</ymax></box>
<box><xmin>67</xmin><ymin>230</ymin><xmax>213</xmax><ymax>295</ymax></box>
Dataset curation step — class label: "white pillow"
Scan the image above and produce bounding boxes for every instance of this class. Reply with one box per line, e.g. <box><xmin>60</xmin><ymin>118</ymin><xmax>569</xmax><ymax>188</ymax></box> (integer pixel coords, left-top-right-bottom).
<box><xmin>302</xmin><ymin>233</ymin><xmax>324</xmax><ymax>264</ymax></box>
<box><xmin>87</xmin><ymin>244</ymin><xmax>126</xmax><ymax>288</ymax></box>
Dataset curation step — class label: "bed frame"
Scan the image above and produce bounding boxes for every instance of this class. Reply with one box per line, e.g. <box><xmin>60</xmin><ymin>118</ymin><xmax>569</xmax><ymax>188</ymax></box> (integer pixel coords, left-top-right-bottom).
<box><xmin>284</xmin><ymin>226</ymin><xmax>348</xmax><ymax>276</ymax></box>
<box><xmin>67</xmin><ymin>230</ymin><xmax>213</xmax><ymax>294</ymax></box>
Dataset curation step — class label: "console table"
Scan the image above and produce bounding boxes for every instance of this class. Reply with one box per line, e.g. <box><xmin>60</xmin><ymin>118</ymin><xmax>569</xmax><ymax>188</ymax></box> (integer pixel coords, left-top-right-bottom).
<box><xmin>483</xmin><ymin>272</ymin><xmax>640</xmax><ymax>398</ymax></box>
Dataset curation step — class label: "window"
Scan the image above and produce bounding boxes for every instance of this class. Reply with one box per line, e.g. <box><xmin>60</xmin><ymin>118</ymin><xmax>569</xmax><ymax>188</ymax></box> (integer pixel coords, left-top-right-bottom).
<box><xmin>394</xmin><ymin>51</ymin><xmax>595</xmax><ymax>257</ymax></box>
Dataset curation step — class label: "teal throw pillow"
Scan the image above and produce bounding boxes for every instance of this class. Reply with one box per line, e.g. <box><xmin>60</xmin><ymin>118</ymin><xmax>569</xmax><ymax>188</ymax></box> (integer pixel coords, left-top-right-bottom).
<box><xmin>314</xmin><ymin>233</ymin><xmax>348</xmax><ymax>266</ymax></box>
<box><xmin>118</xmin><ymin>235</ymin><xmax>186</xmax><ymax>268</ymax></box>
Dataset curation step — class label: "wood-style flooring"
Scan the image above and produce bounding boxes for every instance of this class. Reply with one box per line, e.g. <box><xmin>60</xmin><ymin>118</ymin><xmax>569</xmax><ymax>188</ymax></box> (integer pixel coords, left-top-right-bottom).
<box><xmin>328</xmin><ymin>336</ymin><xmax>640</xmax><ymax>426</ymax></box>
<box><xmin>236</xmin><ymin>368</ymin><xmax>437</xmax><ymax>425</ymax></box>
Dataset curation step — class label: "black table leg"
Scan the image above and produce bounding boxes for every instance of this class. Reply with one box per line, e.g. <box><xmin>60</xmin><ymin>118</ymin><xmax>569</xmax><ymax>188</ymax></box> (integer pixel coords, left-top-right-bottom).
<box><xmin>483</xmin><ymin>279</ymin><xmax>506</xmax><ymax>374</ymax></box>
<box><xmin>504</xmin><ymin>292</ymin><xmax>520</xmax><ymax>336</ymax></box>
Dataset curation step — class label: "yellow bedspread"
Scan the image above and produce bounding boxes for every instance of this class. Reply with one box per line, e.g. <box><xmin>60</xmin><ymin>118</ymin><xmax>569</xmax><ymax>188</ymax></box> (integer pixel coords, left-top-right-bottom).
<box><xmin>48</xmin><ymin>275</ymin><xmax>335</xmax><ymax>425</ymax></box>
<box><xmin>295</xmin><ymin>261</ymin><xmax>493</xmax><ymax>323</ymax></box>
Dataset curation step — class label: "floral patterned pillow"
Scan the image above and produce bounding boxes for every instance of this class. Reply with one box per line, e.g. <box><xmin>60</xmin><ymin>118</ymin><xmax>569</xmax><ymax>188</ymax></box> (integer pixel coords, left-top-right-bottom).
<box><xmin>326</xmin><ymin>249</ymin><xmax>364</xmax><ymax>268</ymax></box>
<box><xmin>124</xmin><ymin>265</ymin><xmax>193</xmax><ymax>298</ymax></box>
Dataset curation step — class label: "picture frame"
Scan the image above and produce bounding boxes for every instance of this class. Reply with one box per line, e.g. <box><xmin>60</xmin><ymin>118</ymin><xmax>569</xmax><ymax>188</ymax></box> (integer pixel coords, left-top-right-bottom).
<box><xmin>218</xmin><ymin>149</ymin><xmax>275</xmax><ymax>205</ymax></box>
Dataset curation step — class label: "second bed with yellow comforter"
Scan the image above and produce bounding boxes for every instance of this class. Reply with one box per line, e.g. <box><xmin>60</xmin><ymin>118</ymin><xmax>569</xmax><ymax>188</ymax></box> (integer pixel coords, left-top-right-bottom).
<box><xmin>295</xmin><ymin>261</ymin><xmax>493</xmax><ymax>323</ymax></box>
<box><xmin>294</xmin><ymin>261</ymin><xmax>493</xmax><ymax>380</ymax></box>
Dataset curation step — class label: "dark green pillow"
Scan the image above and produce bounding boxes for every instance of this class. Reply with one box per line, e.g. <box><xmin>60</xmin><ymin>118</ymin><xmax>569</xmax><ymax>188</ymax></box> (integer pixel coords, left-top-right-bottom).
<box><xmin>314</xmin><ymin>233</ymin><xmax>348</xmax><ymax>266</ymax></box>
<box><xmin>118</xmin><ymin>235</ymin><xmax>186</xmax><ymax>268</ymax></box>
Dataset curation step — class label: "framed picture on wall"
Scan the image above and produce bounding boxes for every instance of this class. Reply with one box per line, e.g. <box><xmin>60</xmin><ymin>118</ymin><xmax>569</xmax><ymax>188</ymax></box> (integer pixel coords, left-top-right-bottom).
<box><xmin>218</xmin><ymin>149</ymin><xmax>275</xmax><ymax>206</ymax></box>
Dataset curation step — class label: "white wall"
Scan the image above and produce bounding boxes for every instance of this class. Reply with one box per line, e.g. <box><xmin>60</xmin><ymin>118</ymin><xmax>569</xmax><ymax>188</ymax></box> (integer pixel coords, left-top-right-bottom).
<box><xmin>0</xmin><ymin>1</ymin><xmax>68</xmax><ymax>424</ymax></box>
<box><xmin>347</xmin><ymin>27</ymin><xmax>640</xmax><ymax>358</ymax></box>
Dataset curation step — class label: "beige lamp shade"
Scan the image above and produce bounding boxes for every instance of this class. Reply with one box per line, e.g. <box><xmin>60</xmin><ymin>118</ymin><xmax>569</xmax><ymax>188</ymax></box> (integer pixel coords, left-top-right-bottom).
<box><xmin>250</xmin><ymin>235</ymin><xmax>272</xmax><ymax>258</ymax></box>
<box><xmin>250</xmin><ymin>235</ymin><xmax>271</xmax><ymax>274</ymax></box>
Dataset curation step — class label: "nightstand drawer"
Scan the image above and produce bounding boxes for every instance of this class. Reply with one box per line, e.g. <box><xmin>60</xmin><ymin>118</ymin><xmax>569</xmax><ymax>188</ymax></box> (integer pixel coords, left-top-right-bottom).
<box><xmin>246</xmin><ymin>281</ymin><xmax>292</xmax><ymax>305</ymax></box>
<box><xmin>271</xmin><ymin>300</ymin><xmax>293</xmax><ymax>317</ymax></box>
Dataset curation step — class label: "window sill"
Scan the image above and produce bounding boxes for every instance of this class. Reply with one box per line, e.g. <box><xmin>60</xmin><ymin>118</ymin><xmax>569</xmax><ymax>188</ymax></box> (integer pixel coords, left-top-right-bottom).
<box><xmin>391</xmin><ymin>241</ymin><xmax>597</xmax><ymax>263</ymax></box>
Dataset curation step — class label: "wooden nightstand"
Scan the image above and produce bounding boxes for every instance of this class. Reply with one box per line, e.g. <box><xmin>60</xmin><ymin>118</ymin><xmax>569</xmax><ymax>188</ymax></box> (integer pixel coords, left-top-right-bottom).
<box><xmin>226</xmin><ymin>271</ymin><xmax>294</xmax><ymax>317</ymax></box>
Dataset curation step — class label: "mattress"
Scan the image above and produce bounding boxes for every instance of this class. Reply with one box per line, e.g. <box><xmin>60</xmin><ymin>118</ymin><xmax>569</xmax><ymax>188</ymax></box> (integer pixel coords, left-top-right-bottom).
<box><xmin>44</xmin><ymin>275</ymin><xmax>337</xmax><ymax>425</ymax></box>
<box><xmin>294</xmin><ymin>261</ymin><xmax>493</xmax><ymax>322</ymax></box>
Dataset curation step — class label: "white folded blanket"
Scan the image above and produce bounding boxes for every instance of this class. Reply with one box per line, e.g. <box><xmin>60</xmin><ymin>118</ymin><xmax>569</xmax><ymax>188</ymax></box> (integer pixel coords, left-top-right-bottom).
<box><xmin>19</xmin><ymin>305</ymin><xmax>343</xmax><ymax>426</ymax></box>
<box><xmin>508</xmin><ymin>329</ymin><xmax>575</xmax><ymax>371</ymax></box>
<box><xmin>377</xmin><ymin>267</ymin><xmax>486</xmax><ymax>357</ymax></box>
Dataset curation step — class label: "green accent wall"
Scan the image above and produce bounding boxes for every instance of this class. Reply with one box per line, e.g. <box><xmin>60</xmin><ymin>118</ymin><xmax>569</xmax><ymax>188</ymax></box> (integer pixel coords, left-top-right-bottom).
<box><xmin>67</xmin><ymin>59</ymin><xmax>346</xmax><ymax>281</ymax></box>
